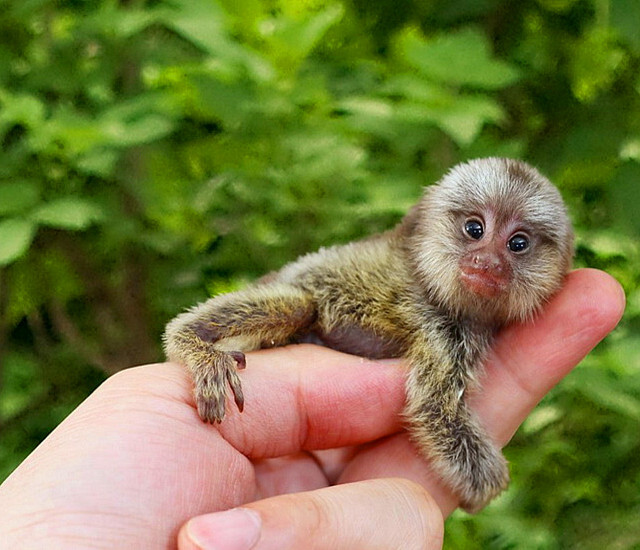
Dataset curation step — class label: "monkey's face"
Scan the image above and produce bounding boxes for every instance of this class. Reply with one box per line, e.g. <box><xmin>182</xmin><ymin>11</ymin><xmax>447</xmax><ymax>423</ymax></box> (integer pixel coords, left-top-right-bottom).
<box><xmin>411</xmin><ymin>158</ymin><xmax>574</xmax><ymax>324</ymax></box>
<box><xmin>457</xmin><ymin>211</ymin><xmax>527</xmax><ymax>298</ymax></box>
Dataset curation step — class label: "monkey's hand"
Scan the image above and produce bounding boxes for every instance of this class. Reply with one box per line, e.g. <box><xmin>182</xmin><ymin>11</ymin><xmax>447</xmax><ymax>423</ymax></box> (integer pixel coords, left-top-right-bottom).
<box><xmin>189</xmin><ymin>346</ymin><xmax>246</xmax><ymax>423</ymax></box>
<box><xmin>407</xmin><ymin>405</ymin><xmax>509</xmax><ymax>513</ymax></box>
<box><xmin>404</xmin><ymin>362</ymin><xmax>511</xmax><ymax>513</ymax></box>
<box><xmin>455</xmin><ymin>431</ymin><xmax>509</xmax><ymax>513</ymax></box>
<box><xmin>164</xmin><ymin>284</ymin><xmax>317</xmax><ymax>423</ymax></box>
<box><xmin>164</xmin><ymin>319</ymin><xmax>247</xmax><ymax>422</ymax></box>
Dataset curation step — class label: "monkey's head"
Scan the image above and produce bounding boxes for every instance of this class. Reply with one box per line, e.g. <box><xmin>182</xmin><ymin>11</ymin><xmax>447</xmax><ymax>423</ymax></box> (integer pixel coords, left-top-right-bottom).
<box><xmin>409</xmin><ymin>158</ymin><xmax>574</xmax><ymax>324</ymax></box>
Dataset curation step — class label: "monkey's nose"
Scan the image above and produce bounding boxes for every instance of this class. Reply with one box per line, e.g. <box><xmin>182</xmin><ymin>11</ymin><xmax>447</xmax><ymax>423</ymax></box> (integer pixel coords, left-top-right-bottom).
<box><xmin>472</xmin><ymin>253</ymin><xmax>503</xmax><ymax>272</ymax></box>
<box><xmin>460</xmin><ymin>252</ymin><xmax>509</xmax><ymax>297</ymax></box>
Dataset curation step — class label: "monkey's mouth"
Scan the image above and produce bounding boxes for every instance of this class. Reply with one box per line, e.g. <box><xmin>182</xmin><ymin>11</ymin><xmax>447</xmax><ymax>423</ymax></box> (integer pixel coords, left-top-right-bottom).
<box><xmin>460</xmin><ymin>270</ymin><xmax>507</xmax><ymax>298</ymax></box>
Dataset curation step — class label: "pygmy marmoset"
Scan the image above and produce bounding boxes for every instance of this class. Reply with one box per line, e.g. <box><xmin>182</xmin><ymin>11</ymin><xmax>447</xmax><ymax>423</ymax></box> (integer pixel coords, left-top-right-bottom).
<box><xmin>164</xmin><ymin>157</ymin><xmax>574</xmax><ymax>512</ymax></box>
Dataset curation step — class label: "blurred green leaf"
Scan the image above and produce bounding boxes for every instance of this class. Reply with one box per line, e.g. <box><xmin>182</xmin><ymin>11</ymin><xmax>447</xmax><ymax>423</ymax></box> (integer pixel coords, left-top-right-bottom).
<box><xmin>30</xmin><ymin>110</ymin><xmax>104</xmax><ymax>156</ymax></box>
<box><xmin>397</xmin><ymin>26</ymin><xmax>521</xmax><ymax>89</ymax></box>
<box><xmin>85</xmin><ymin>3</ymin><xmax>158</xmax><ymax>39</ymax></box>
<box><xmin>0</xmin><ymin>218</ymin><xmax>36</xmax><ymax>265</ymax></box>
<box><xmin>611</xmin><ymin>0</ymin><xmax>640</xmax><ymax>52</ymax></box>
<box><xmin>570</xmin><ymin>367</ymin><xmax>640</xmax><ymax>419</ymax></box>
<box><xmin>0</xmin><ymin>181</ymin><xmax>41</xmax><ymax>216</ymax></box>
<box><xmin>75</xmin><ymin>149</ymin><xmax>119</xmax><ymax>177</ymax></box>
<box><xmin>0</xmin><ymin>352</ymin><xmax>44</xmax><ymax>419</ymax></box>
<box><xmin>262</xmin><ymin>4</ymin><xmax>344</xmax><ymax>66</ymax></box>
<box><xmin>0</xmin><ymin>91</ymin><xmax>45</xmax><ymax>132</ymax></box>
<box><xmin>579</xmin><ymin>229</ymin><xmax>639</xmax><ymax>259</ymax></box>
<box><xmin>161</xmin><ymin>0</ymin><xmax>229</xmax><ymax>52</ymax></box>
<box><xmin>569</xmin><ymin>28</ymin><xmax>626</xmax><ymax>102</ymax></box>
<box><xmin>521</xmin><ymin>405</ymin><xmax>563</xmax><ymax>435</ymax></box>
<box><xmin>609</xmin><ymin>161</ymin><xmax>640</xmax><ymax>236</ymax></box>
<box><xmin>102</xmin><ymin>113</ymin><xmax>175</xmax><ymax>147</ymax></box>
<box><xmin>424</xmin><ymin>94</ymin><xmax>504</xmax><ymax>145</ymax></box>
<box><xmin>31</xmin><ymin>198</ymin><xmax>104</xmax><ymax>230</ymax></box>
<box><xmin>161</xmin><ymin>0</ymin><xmax>272</xmax><ymax>81</ymax></box>
<box><xmin>182</xmin><ymin>72</ymin><xmax>256</xmax><ymax>126</ymax></box>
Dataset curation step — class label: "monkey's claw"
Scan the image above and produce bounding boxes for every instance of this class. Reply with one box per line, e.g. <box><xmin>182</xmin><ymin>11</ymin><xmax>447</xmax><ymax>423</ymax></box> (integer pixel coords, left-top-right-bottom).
<box><xmin>228</xmin><ymin>351</ymin><xmax>246</xmax><ymax>369</ymax></box>
<box><xmin>193</xmin><ymin>350</ymin><xmax>246</xmax><ymax>423</ymax></box>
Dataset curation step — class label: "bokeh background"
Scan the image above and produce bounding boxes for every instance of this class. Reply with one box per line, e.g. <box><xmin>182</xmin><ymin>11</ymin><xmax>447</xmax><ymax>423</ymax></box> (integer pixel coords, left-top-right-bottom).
<box><xmin>1</xmin><ymin>0</ymin><xmax>639</xmax><ymax>547</ymax></box>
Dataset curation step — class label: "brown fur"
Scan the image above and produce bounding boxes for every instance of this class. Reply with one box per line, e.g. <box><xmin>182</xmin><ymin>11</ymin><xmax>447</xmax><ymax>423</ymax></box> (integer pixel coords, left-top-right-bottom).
<box><xmin>164</xmin><ymin>157</ymin><xmax>573</xmax><ymax>512</ymax></box>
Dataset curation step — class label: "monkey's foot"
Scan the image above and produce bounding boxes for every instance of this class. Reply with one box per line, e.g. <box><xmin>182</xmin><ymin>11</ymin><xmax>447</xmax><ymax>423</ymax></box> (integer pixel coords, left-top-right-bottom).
<box><xmin>192</xmin><ymin>350</ymin><xmax>246</xmax><ymax>423</ymax></box>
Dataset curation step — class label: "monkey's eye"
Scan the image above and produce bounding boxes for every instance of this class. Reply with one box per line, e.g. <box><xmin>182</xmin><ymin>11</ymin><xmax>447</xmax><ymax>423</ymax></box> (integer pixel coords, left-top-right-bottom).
<box><xmin>464</xmin><ymin>219</ymin><xmax>484</xmax><ymax>240</ymax></box>
<box><xmin>508</xmin><ymin>233</ymin><xmax>530</xmax><ymax>253</ymax></box>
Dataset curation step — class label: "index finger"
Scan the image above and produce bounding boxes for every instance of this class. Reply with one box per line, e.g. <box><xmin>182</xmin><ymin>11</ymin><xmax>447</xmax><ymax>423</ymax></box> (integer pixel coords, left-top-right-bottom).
<box><xmin>471</xmin><ymin>267</ymin><xmax>625</xmax><ymax>445</ymax></box>
<box><xmin>213</xmin><ymin>344</ymin><xmax>406</xmax><ymax>457</ymax></box>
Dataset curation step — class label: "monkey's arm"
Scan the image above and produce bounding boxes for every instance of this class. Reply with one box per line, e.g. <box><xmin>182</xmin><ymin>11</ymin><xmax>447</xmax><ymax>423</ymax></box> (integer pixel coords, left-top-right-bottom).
<box><xmin>404</xmin><ymin>328</ymin><xmax>508</xmax><ymax>513</ymax></box>
<box><xmin>163</xmin><ymin>283</ymin><xmax>316</xmax><ymax>423</ymax></box>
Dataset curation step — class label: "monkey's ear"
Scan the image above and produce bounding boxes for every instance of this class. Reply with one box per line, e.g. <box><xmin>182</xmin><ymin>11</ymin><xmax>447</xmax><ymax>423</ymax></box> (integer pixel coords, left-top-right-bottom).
<box><xmin>397</xmin><ymin>200</ymin><xmax>425</xmax><ymax>238</ymax></box>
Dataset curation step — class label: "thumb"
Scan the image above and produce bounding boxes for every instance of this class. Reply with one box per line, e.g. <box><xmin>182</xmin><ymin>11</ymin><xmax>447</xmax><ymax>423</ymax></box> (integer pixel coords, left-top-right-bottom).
<box><xmin>178</xmin><ymin>478</ymin><xmax>443</xmax><ymax>550</ymax></box>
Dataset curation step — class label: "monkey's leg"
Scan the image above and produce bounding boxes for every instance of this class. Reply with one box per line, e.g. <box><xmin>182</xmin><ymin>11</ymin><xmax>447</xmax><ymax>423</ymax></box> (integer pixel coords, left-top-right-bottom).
<box><xmin>164</xmin><ymin>284</ymin><xmax>316</xmax><ymax>423</ymax></box>
<box><xmin>404</xmin><ymin>349</ymin><xmax>509</xmax><ymax>513</ymax></box>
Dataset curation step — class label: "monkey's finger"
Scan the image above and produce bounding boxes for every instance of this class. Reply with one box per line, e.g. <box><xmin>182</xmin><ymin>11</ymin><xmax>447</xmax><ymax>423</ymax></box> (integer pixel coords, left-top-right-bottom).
<box><xmin>226</xmin><ymin>368</ymin><xmax>245</xmax><ymax>412</ymax></box>
<box><xmin>177</xmin><ymin>478</ymin><xmax>443</xmax><ymax>550</ymax></box>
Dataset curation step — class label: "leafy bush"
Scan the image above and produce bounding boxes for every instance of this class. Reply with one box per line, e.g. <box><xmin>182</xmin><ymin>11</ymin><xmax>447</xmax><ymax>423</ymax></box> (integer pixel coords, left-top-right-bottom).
<box><xmin>1</xmin><ymin>0</ymin><xmax>639</xmax><ymax>547</ymax></box>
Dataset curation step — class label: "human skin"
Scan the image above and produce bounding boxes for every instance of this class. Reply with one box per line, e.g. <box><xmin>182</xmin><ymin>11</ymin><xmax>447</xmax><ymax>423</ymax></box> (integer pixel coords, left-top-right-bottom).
<box><xmin>0</xmin><ymin>269</ymin><xmax>625</xmax><ymax>549</ymax></box>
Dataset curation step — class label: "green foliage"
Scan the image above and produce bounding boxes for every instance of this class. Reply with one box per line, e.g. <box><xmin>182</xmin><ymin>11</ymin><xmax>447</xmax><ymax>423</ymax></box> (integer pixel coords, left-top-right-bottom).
<box><xmin>0</xmin><ymin>0</ymin><xmax>639</xmax><ymax>546</ymax></box>
<box><xmin>398</xmin><ymin>26</ymin><xmax>521</xmax><ymax>89</ymax></box>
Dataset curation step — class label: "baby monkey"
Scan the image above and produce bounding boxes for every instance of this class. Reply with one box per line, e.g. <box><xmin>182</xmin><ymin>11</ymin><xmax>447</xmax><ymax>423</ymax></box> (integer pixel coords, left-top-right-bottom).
<box><xmin>164</xmin><ymin>157</ymin><xmax>574</xmax><ymax>512</ymax></box>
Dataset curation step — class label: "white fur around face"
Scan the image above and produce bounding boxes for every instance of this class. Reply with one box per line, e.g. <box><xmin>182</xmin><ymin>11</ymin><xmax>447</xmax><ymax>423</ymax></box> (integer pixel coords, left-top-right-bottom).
<box><xmin>410</xmin><ymin>158</ymin><xmax>573</xmax><ymax>323</ymax></box>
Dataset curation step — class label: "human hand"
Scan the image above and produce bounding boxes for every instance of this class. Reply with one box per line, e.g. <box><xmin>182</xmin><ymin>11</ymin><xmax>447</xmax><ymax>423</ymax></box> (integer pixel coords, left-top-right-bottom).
<box><xmin>0</xmin><ymin>269</ymin><xmax>624</xmax><ymax>549</ymax></box>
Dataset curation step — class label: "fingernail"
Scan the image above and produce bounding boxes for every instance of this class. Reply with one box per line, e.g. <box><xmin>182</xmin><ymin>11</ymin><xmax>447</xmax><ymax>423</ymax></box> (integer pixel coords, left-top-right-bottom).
<box><xmin>186</xmin><ymin>508</ymin><xmax>261</xmax><ymax>550</ymax></box>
